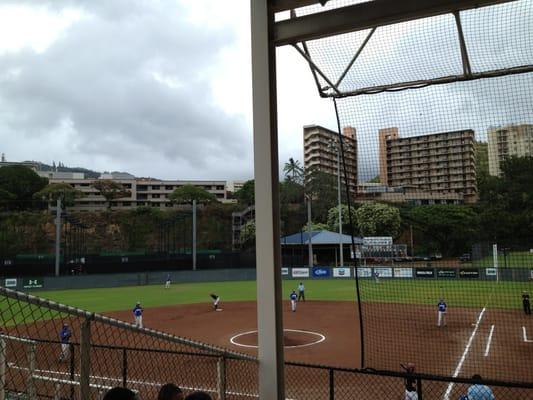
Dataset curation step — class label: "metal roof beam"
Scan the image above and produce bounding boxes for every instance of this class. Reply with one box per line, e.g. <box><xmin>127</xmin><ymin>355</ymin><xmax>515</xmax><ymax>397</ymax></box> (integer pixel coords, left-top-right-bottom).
<box><xmin>272</xmin><ymin>0</ymin><xmax>327</xmax><ymax>13</ymax></box>
<box><xmin>274</xmin><ymin>0</ymin><xmax>518</xmax><ymax>46</ymax></box>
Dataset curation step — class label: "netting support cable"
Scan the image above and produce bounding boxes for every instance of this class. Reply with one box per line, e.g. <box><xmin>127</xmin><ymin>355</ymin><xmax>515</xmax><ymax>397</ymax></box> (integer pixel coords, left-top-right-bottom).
<box><xmin>291</xmin><ymin>43</ymin><xmax>342</xmax><ymax>95</ymax></box>
<box><xmin>334</xmin><ymin>27</ymin><xmax>377</xmax><ymax>88</ymax></box>
<box><xmin>333</xmin><ymin>98</ymin><xmax>365</xmax><ymax>368</ymax></box>
<box><xmin>453</xmin><ymin>11</ymin><xmax>472</xmax><ymax>78</ymax></box>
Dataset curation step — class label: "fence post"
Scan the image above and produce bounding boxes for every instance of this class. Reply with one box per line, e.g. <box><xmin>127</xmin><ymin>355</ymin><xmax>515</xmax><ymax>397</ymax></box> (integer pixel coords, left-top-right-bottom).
<box><xmin>217</xmin><ymin>356</ymin><xmax>226</xmax><ymax>400</ymax></box>
<box><xmin>122</xmin><ymin>348</ymin><xmax>128</xmax><ymax>387</ymax></box>
<box><xmin>0</xmin><ymin>338</ymin><xmax>5</xmax><ymax>400</ymax></box>
<box><xmin>70</xmin><ymin>343</ymin><xmax>75</xmax><ymax>400</ymax></box>
<box><xmin>79</xmin><ymin>318</ymin><xmax>92</xmax><ymax>399</ymax></box>
<box><xmin>417</xmin><ymin>377</ymin><xmax>423</xmax><ymax>400</ymax></box>
<box><xmin>329</xmin><ymin>369</ymin><xmax>334</xmax><ymax>400</ymax></box>
<box><xmin>27</xmin><ymin>342</ymin><xmax>36</xmax><ymax>399</ymax></box>
<box><xmin>54</xmin><ymin>383</ymin><xmax>61</xmax><ymax>400</ymax></box>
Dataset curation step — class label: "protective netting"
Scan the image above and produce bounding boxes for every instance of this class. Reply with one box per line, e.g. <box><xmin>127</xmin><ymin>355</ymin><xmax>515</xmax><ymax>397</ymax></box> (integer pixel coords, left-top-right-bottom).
<box><xmin>292</xmin><ymin>0</ymin><xmax>533</xmax><ymax>390</ymax></box>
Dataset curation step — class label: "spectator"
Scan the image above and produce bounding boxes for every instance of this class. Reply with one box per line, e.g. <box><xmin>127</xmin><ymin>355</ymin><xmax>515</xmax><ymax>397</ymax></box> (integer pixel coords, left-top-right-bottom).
<box><xmin>401</xmin><ymin>363</ymin><xmax>418</xmax><ymax>400</ymax></box>
<box><xmin>158</xmin><ymin>383</ymin><xmax>184</xmax><ymax>400</ymax></box>
<box><xmin>467</xmin><ymin>374</ymin><xmax>495</xmax><ymax>400</ymax></box>
<box><xmin>102</xmin><ymin>387</ymin><xmax>137</xmax><ymax>400</ymax></box>
<box><xmin>184</xmin><ymin>392</ymin><xmax>212</xmax><ymax>400</ymax></box>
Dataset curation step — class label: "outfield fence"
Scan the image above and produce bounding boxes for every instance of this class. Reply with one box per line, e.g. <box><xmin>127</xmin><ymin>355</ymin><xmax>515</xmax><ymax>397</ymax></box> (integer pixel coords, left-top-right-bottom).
<box><xmin>2</xmin><ymin>286</ymin><xmax>533</xmax><ymax>399</ymax></box>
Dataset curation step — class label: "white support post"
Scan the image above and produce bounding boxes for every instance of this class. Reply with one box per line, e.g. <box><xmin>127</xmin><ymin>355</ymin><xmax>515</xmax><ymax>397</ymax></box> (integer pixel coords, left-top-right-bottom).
<box><xmin>251</xmin><ymin>1</ymin><xmax>285</xmax><ymax>399</ymax></box>
<box><xmin>307</xmin><ymin>196</ymin><xmax>313</xmax><ymax>269</ymax></box>
<box><xmin>55</xmin><ymin>198</ymin><xmax>61</xmax><ymax>277</ymax></box>
<box><xmin>192</xmin><ymin>200</ymin><xmax>197</xmax><ymax>271</ymax></box>
<box><xmin>217</xmin><ymin>357</ymin><xmax>226</xmax><ymax>400</ymax></box>
<box><xmin>493</xmin><ymin>243</ymin><xmax>499</xmax><ymax>282</ymax></box>
<box><xmin>337</xmin><ymin>148</ymin><xmax>344</xmax><ymax>267</ymax></box>
<box><xmin>27</xmin><ymin>343</ymin><xmax>36</xmax><ymax>399</ymax></box>
<box><xmin>0</xmin><ymin>338</ymin><xmax>5</xmax><ymax>400</ymax></box>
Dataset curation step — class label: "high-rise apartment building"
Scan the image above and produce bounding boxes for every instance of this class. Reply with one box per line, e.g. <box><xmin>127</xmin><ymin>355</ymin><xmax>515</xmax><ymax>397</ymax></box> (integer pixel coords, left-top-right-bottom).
<box><xmin>303</xmin><ymin>125</ymin><xmax>357</xmax><ymax>193</ymax></box>
<box><xmin>379</xmin><ymin>129</ymin><xmax>477</xmax><ymax>203</ymax></box>
<box><xmin>487</xmin><ymin>124</ymin><xmax>533</xmax><ymax>176</ymax></box>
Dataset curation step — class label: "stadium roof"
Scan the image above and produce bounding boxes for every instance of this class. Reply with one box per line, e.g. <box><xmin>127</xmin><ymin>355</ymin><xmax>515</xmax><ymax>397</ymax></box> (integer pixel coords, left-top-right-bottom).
<box><xmin>281</xmin><ymin>230</ymin><xmax>362</xmax><ymax>245</ymax></box>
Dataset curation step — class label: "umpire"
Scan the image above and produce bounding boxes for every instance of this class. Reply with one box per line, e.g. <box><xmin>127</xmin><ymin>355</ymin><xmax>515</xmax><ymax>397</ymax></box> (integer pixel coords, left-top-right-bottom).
<box><xmin>523</xmin><ymin>291</ymin><xmax>531</xmax><ymax>315</ymax></box>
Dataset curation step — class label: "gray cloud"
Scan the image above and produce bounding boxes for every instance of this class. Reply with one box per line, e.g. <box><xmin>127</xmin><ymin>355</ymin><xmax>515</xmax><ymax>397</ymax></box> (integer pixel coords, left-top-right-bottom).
<box><xmin>0</xmin><ymin>1</ymin><xmax>252</xmax><ymax>180</ymax></box>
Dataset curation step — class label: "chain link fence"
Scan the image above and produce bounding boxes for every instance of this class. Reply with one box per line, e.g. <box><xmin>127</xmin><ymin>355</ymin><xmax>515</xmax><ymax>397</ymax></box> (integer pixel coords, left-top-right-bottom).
<box><xmin>2</xmin><ymin>286</ymin><xmax>533</xmax><ymax>399</ymax></box>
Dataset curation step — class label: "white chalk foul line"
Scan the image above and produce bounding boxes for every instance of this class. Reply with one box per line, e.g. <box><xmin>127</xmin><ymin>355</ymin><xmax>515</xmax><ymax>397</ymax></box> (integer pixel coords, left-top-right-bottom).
<box><xmin>522</xmin><ymin>326</ymin><xmax>533</xmax><ymax>343</ymax></box>
<box><xmin>443</xmin><ymin>307</ymin><xmax>486</xmax><ymax>400</ymax></box>
<box><xmin>230</xmin><ymin>329</ymin><xmax>326</xmax><ymax>349</ymax></box>
<box><xmin>484</xmin><ymin>325</ymin><xmax>495</xmax><ymax>357</ymax></box>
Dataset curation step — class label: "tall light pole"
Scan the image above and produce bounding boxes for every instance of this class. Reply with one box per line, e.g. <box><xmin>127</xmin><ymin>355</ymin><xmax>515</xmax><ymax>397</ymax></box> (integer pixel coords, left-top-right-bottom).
<box><xmin>329</xmin><ymin>140</ymin><xmax>348</xmax><ymax>267</ymax></box>
<box><xmin>305</xmin><ymin>194</ymin><xmax>313</xmax><ymax>268</ymax></box>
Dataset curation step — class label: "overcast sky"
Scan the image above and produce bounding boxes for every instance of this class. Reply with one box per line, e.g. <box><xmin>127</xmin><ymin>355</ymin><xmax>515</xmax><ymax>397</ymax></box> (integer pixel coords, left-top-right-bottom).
<box><xmin>0</xmin><ymin>1</ymin><xmax>531</xmax><ymax>181</ymax></box>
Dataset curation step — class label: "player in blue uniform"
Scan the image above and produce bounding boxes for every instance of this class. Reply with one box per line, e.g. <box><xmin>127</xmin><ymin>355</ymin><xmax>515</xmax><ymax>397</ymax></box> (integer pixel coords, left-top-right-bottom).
<box><xmin>290</xmin><ymin>290</ymin><xmax>298</xmax><ymax>312</ymax></box>
<box><xmin>59</xmin><ymin>323</ymin><xmax>72</xmax><ymax>362</ymax></box>
<box><xmin>437</xmin><ymin>298</ymin><xmax>447</xmax><ymax>327</ymax></box>
<box><xmin>133</xmin><ymin>302</ymin><xmax>143</xmax><ymax>328</ymax></box>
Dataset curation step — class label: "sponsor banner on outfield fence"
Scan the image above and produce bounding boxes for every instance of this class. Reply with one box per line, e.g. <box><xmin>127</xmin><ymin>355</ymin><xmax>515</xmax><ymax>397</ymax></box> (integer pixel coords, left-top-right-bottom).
<box><xmin>374</xmin><ymin>267</ymin><xmax>392</xmax><ymax>278</ymax></box>
<box><xmin>333</xmin><ymin>267</ymin><xmax>351</xmax><ymax>278</ymax></box>
<box><xmin>485</xmin><ymin>268</ymin><xmax>497</xmax><ymax>276</ymax></box>
<box><xmin>281</xmin><ymin>267</ymin><xmax>289</xmax><ymax>276</ymax></box>
<box><xmin>437</xmin><ymin>269</ymin><xmax>457</xmax><ymax>278</ymax></box>
<box><xmin>416</xmin><ymin>268</ymin><xmax>435</xmax><ymax>278</ymax></box>
<box><xmin>393</xmin><ymin>268</ymin><xmax>413</xmax><ymax>278</ymax></box>
<box><xmin>356</xmin><ymin>267</ymin><xmax>372</xmax><ymax>278</ymax></box>
<box><xmin>459</xmin><ymin>268</ymin><xmax>479</xmax><ymax>278</ymax></box>
<box><xmin>23</xmin><ymin>278</ymin><xmax>43</xmax><ymax>289</ymax></box>
<box><xmin>312</xmin><ymin>266</ymin><xmax>331</xmax><ymax>278</ymax></box>
<box><xmin>292</xmin><ymin>268</ymin><xmax>309</xmax><ymax>278</ymax></box>
<box><xmin>4</xmin><ymin>278</ymin><xmax>17</xmax><ymax>288</ymax></box>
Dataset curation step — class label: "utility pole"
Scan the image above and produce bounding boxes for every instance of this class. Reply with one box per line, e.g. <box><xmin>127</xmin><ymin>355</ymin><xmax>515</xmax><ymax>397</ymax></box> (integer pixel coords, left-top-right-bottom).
<box><xmin>336</xmin><ymin>146</ymin><xmax>344</xmax><ymax>267</ymax></box>
<box><xmin>306</xmin><ymin>195</ymin><xmax>313</xmax><ymax>269</ymax></box>
<box><xmin>192</xmin><ymin>199</ymin><xmax>197</xmax><ymax>271</ymax></box>
<box><xmin>55</xmin><ymin>198</ymin><xmax>61</xmax><ymax>277</ymax></box>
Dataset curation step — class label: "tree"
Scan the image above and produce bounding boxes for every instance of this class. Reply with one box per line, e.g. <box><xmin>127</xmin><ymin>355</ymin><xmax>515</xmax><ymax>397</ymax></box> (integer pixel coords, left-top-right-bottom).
<box><xmin>169</xmin><ymin>184</ymin><xmax>216</xmax><ymax>205</ymax></box>
<box><xmin>235</xmin><ymin>180</ymin><xmax>255</xmax><ymax>206</ymax></box>
<box><xmin>326</xmin><ymin>204</ymin><xmax>358</xmax><ymax>234</ymax></box>
<box><xmin>305</xmin><ymin>170</ymin><xmax>338</xmax><ymax>223</ymax></box>
<box><xmin>368</xmin><ymin>175</ymin><xmax>381</xmax><ymax>183</ymax></box>
<box><xmin>283</xmin><ymin>158</ymin><xmax>304</xmax><ymax>183</ymax></box>
<box><xmin>300</xmin><ymin>221</ymin><xmax>329</xmax><ymax>231</ymax></box>
<box><xmin>356</xmin><ymin>202</ymin><xmax>401</xmax><ymax>238</ymax></box>
<box><xmin>92</xmin><ymin>180</ymin><xmax>130</xmax><ymax>210</ymax></box>
<box><xmin>240</xmin><ymin>219</ymin><xmax>256</xmax><ymax>243</ymax></box>
<box><xmin>33</xmin><ymin>183</ymin><xmax>84</xmax><ymax>208</ymax></box>
<box><xmin>0</xmin><ymin>165</ymin><xmax>48</xmax><ymax>209</ymax></box>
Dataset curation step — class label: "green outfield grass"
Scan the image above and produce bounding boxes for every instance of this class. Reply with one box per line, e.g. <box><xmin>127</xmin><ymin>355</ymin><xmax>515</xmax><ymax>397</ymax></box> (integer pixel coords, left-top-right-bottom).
<box><xmin>21</xmin><ymin>279</ymin><xmax>532</xmax><ymax>313</ymax></box>
<box><xmin>472</xmin><ymin>251</ymin><xmax>533</xmax><ymax>268</ymax></box>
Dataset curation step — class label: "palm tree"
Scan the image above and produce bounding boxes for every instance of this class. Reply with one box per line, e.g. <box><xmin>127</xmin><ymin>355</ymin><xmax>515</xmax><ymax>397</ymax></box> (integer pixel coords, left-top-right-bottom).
<box><xmin>283</xmin><ymin>158</ymin><xmax>304</xmax><ymax>183</ymax></box>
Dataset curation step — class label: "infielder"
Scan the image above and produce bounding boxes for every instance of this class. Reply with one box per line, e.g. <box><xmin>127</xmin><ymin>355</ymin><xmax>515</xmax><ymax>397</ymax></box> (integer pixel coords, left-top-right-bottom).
<box><xmin>290</xmin><ymin>290</ymin><xmax>298</xmax><ymax>312</ymax></box>
<box><xmin>133</xmin><ymin>302</ymin><xmax>143</xmax><ymax>328</ymax></box>
<box><xmin>59</xmin><ymin>323</ymin><xmax>72</xmax><ymax>362</ymax></box>
<box><xmin>522</xmin><ymin>291</ymin><xmax>531</xmax><ymax>315</ymax></box>
<box><xmin>165</xmin><ymin>273</ymin><xmax>171</xmax><ymax>289</ymax></box>
<box><xmin>437</xmin><ymin>298</ymin><xmax>447</xmax><ymax>327</ymax></box>
<box><xmin>210</xmin><ymin>293</ymin><xmax>221</xmax><ymax>311</ymax></box>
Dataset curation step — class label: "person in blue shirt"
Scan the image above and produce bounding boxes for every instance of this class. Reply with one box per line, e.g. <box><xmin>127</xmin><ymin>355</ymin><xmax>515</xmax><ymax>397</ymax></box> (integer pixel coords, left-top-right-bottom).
<box><xmin>59</xmin><ymin>323</ymin><xmax>72</xmax><ymax>362</ymax></box>
<box><xmin>290</xmin><ymin>290</ymin><xmax>298</xmax><ymax>312</ymax></box>
<box><xmin>465</xmin><ymin>374</ymin><xmax>495</xmax><ymax>400</ymax></box>
<box><xmin>133</xmin><ymin>302</ymin><xmax>143</xmax><ymax>328</ymax></box>
<box><xmin>437</xmin><ymin>298</ymin><xmax>447</xmax><ymax>327</ymax></box>
<box><xmin>165</xmin><ymin>273</ymin><xmax>171</xmax><ymax>289</ymax></box>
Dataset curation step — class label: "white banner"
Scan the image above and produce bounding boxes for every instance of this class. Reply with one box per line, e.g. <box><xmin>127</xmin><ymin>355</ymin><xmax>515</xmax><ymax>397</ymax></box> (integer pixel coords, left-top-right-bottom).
<box><xmin>333</xmin><ymin>267</ymin><xmax>351</xmax><ymax>278</ymax></box>
<box><xmin>394</xmin><ymin>268</ymin><xmax>413</xmax><ymax>278</ymax></box>
<box><xmin>292</xmin><ymin>268</ymin><xmax>309</xmax><ymax>278</ymax></box>
<box><xmin>356</xmin><ymin>267</ymin><xmax>372</xmax><ymax>277</ymax></box>
<box><xmin>281</xmin><ymin>267</ymin><xmax>289</xmax><ymax>276</ymax></box>
<box><xmin>4</xmin><ymin>278</ymin><xmax>17</xmax><ymax>288</ymax></box>
<box><xmin>363</xmin><ymin>237</ymin><xmax>393</xmax><ymax>246</ymax></box>
<box><xmin>485</xmin><ymin>268</ymin><xmax>497</xmax><ymax>276</ymax></box>
<box><xmin>374</xmin><ymin>267</ymin><xmax>393</xmax><ymax>278</ymax></box>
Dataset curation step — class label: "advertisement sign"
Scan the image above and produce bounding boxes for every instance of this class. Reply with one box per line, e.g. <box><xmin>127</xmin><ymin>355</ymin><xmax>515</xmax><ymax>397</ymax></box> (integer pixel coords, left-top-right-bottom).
<box><xmin>333</xmin><ymin>267</ymin><xmax>351</xmax><ymax>278</ymax></box>
<box><xmin>356</xmin><ymin>267</ymin><xmax>372</xmax><ymax>277</ymax></box>
<box><xmin>416</xmin><ymin>268</ymin><xmax>435</xmax><ymax>278</ymax></box>
<box><xmin>292</xmin><ymin>268</ymin><xmax>310</xmax><ymax>278</ymax></box>
<box><xmin>363</xmin><ymin>237</ymin><xmax>393</xmax><ymax>246</ymax></box>
<box><xmin>3</xmin><ymin>259</ymin><xmax>13</xmax><ymax>266</ymax></box>
<box><xmin>485</xmin><ymin>268</ymin><xmax>497</xmax><ymax>276</ymax></box>
<box><xmin>312</xmin><ymin>266</ymin><xmax>331</xmax><ymax>278</ymax></box>
<box><xmin>394</xmin><ymin>268</ymin><xmax>413</xmax><ymax>278</ymax></box>
<box><xmin>4</xmin><ymin>278</ymin><xmax>17</xmax><ymax>288</ymax></box>
<box><xmin>23</xmin><ymin>278</ymin><xmax>43</xmax><ymax>289</ymax></box>
<box><xmin>459</xmin><ymin>268</ymin><xmax>480</xmax><ymax>278</ymax></box>
<box><xmin>437</xmin><ymin>269</ymin><xmax>457</xmax><ymax>278</ymax></box>
<box><xmin>281</xmin><ymin>267</ymin><xmax>289</xmax><ymax>276</ymax></box>
<box><xmin>374</xmin><ymin>267</ymin><xmax>393</xmax><ymax>278</ymax></box>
